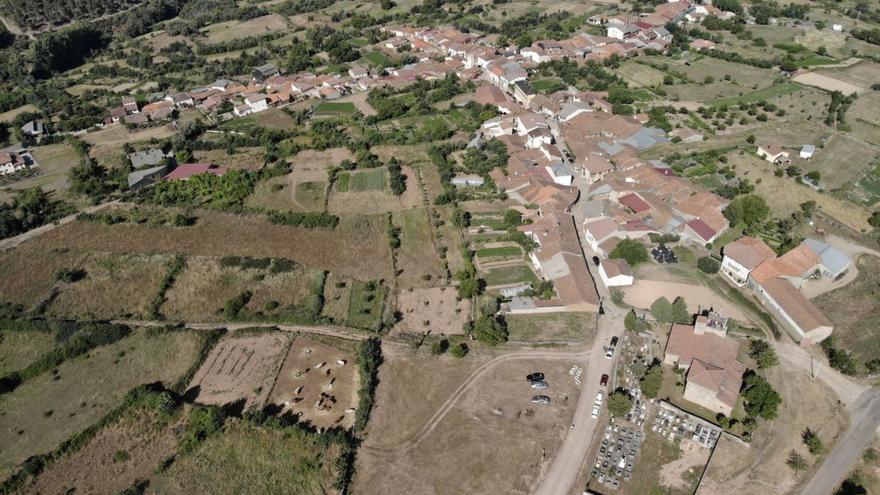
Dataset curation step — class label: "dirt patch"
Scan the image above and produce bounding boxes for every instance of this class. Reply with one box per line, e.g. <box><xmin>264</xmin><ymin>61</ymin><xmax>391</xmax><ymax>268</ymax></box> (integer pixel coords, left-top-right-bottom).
<box><xmin>19</xmin><ymin>408</ymin><xmax>184</xmax><ymax>495</ymax></box>
<box><xmin>792</xmin><ymin>72</ymin><xmax>864</xmax><ymax>96</ymax></box>
<box><xmin>289</xmin><ymin>147</ymin><xmax>353</xmax><ymax>172</ymax></box>
<box><xmin>659</xmin><ymin>440</ymin><xmax>712</xmax><ymax>490</ymax></box>
<box><xmin>267</xmin><ymin>335</ymin><xmax>358</xmax><ymax>430</ymax></box>
<box><xmin>623</xmin><ymin>279</ymin><xmax>752</xmax><ymax>322</ymax></box>
<box><xmin>34</xmin><ymin>210</ymin><xmax>394</xmax><ymax>281</ymax></box>
<box><xmin>395</xmin><ymin>287</ymin><xmax>470</xmax><ymax>336</ymax></box>
<box><xmin>194</xmin><ymin>147</ymin><xmax>265</xmax><ymax>171</ymax></box>
<box><xmin>355</xmin><ymin>356</ymin><xmax>582</xmax><ymax>494</ymax></box>
<box><xmin>335</xmin><ymin>91</ymin><xmax>377</xmax><ymax>116</ymax></box>
<box><xmin>187</xmin><ymin>331</ymin><xmax>292</xmax><ymax>410</ymax></box>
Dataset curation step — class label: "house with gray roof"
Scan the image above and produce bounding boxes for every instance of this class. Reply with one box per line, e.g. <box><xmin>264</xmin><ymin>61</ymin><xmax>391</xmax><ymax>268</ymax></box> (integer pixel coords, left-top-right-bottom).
<box><xmin>801</xmin><ymin>238</ymin><xmax>852</xmax><ymax>279</ymax></box>
<box><xmin>128</xmin><ymin>148</ymin><xmax>167</xmax><ymax>169</ymax></box>
<box><xmin>127</xmin><ymin>163</ymin><xmax>172</xmax><ymax>190</ymax></box>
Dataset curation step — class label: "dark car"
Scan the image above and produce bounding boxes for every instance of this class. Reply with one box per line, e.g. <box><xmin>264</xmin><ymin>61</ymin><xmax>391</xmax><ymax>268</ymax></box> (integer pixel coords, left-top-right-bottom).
<box><xmin>527</xmin><ymin>372</ymin><xmax>545</xmax><ymax>382</ymax></box>
<box><xmin>610</xmin><ymin>336</ymin><xmax>619</xmax><ymax>347</ymax></box>
<box><xmin>600</xmin><ymin>374</ymin><xmax>609</xmax><ymax>387</ymax></box>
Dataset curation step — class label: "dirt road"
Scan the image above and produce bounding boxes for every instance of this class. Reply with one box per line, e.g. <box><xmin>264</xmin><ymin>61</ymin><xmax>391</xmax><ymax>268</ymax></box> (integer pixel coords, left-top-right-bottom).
<box><xmin>801</xmin><ymin>390</ymin><xmax>880</xmax><ymax>495</ymax></box>
<box><xmin>774</xmin><ymin>342</ymin><xmax>867</xmax><ymax>407</ymax></box>
<box><xmin>0</xmin><ymin>200</ymin><xmax>118</xmax><ymax>251</ymax></box>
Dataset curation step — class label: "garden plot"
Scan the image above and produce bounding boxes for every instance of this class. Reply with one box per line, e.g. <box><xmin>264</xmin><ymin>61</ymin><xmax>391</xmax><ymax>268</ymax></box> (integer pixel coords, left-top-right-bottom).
<box><xmin>267</xmin><ymin>336</ymin><xmax>358</xmax><ymax>430</ymax></box>
<box><xmin>792</xmin><ymin>72</ymin><xmax>864</xmax><ymax>96</ymax></box>
<box><xmin>187</xmin><ymin>331</ymin><xmax>292</xmax><ymax>410</ymax></box>
<box><xmin>394</xmin><ymin>287</ymin><xmax>471</xmax><ymax>336</ymax></box>
<box><xmin>328</xmin><ymin>167</ymin><xmax>421</xmax><ymax>215</ymax></box>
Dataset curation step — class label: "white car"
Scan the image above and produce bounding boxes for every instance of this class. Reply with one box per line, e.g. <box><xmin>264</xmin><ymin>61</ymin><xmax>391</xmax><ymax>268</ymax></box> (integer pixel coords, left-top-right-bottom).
<box><xmin>605</xmin><ymin>347</ymin><xmax>614</xmax><ymax>359</ymax></box>
<box><xmin>595</xmin><ymin>391</ymin><xmax>605</xmax><ymax>405</ymax></box>
<box><xmin>591</xmin><ymin>405</ymin><xmax>601</xmax><ymax>419</ymax></box>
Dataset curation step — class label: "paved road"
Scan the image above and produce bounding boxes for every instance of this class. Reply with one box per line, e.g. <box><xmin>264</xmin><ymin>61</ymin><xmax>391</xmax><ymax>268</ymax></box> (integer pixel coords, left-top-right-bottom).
<box><xmin>801</xmin><ymin>390</ymin><xmax>880</xmax><ymax>495</ymax></box>
<box><xmin>0</xmin><ymin>200</ymin><xmax>118</xmax><ymax>251</ymax></box>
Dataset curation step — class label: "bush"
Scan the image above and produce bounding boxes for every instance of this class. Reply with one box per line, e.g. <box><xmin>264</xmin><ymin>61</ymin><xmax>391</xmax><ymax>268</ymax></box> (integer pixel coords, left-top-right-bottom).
<box><xmin>355</xmin><ymin>338</ymin><xmax>383</xmax><ymax>431</ymax></box>
<box><xmin>607</xmin><ymin>391</ymin><xmax>633</xmax><ymax>417</ymax></box>
<box><xmin>56</xmin><ymin>268</ymin><xmax>86</xmax><ymax>283</ymax></box>
<box><xmin>802</xmin><ymin>428</ymin><xmax>824</xmax><ymax>455</ymax></box>
<box><xmin>697</xmin><ymin>256</ymin><xmax>721</xmax><ymax>274</ymax></box>
<box><xmin>431</xmin><ymin>338</ymin><xmax>449</xmax><ymax>355</ymax></box>
<box><xmin>748</xmin><ymin>339</ymin><xmax>779</xmax><ymax>369</ymax></box>
<box><xmin>742</xmin><ymin>372</ymin><xmax>781</xmax><ymax>420</ymax></box>
<box><xmin>609</xmin><ymin>239</ymin><xmax>649</xmax><ymax>266</ymax></box>
<box><xmin>450</xmin><ymin>343</ymin><xmax>469</xmax><ymax>358</ymax></box>
<box><xmin>473</xmin><ymin>315</ymin><xmax>508</xmax><ymax>345</ymax></box>
<box><xmin>223</xmin><ymin>290</ymin><xmax>252</xmax><ymax>319</ymax></box>
<box><xmin>640</xmin><ymin>366</ymin><xmax>663</xmax><ymax>398</ymax></box>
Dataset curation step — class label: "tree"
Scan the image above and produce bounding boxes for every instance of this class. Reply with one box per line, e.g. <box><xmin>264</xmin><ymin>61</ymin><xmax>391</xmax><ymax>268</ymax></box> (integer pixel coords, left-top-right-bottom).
<box><xmin>651</xmin><ymin>297</ymin><xmax>673</xmax><ymax>324</ymax></box>
<box><xmin>786</xmin><ymin>450</ymin><xmax>808</xmax><ymax>472</ymax></box>
<box><xmin>748</xmin><ymin>340</ymin><xmax>779</xmax><ymax>369</ymax></box>
<box><xmin>609</xmin><ymin>239</ymin><xmax>649</xmax><ymax>266</ymax></box>
<box><xmin>641</xmin><ymin>366</ymin><xmax>663</xmax><ymax>398</ymax></box>
<box><xmin>723</xmin><ymin>194</ymin><xmax>770</xmax><ymax>228</ymax></box>
<box><xmin>450</xmin><ymin>343</ymin><xmax>469</xmax><ymax>358</ymax></box>
<box><xmin>610</xmin><ymin>288</ymin><xmax>624</xmax><ymax>305</ymax></box>
<box><xmin>607</xmin><ymin>391</ymin><xmax>633</xmax><ymax>417</ymax></box>
<box><xmin>473</xmin><ymin>315</ymin><xmax>508</xmax><ymax>345</ymax></box>
<box><xmin>697</xmin><ymin>256</ymin><xmax>721</xmax><ymax>274</ymax></box>
<box><xmin>742</xmin><ymin>373</ymin><xmax>781</xmax><ymax>420</ymax></box>
<box><xmin>670</xmin><ymin>297</ymin><xmax>690</xmax><ymax>324</ymax></box>
<box><xmin>802</xmin><ymin>428</ymin><xmax>824</xmax><ymax>455</ymax></box>
<box><xmin>624</xmin><ymin>310</ymin><xmax>648</xmax><ymax>332</ymax></box>
<box><xmin>431</xmin><ymin>339</ymin><xmax>449</xmax><ymax>355</ymax></box>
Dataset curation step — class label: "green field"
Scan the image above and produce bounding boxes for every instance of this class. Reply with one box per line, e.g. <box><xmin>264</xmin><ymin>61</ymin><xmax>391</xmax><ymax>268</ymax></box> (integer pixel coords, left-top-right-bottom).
<box><xmin>475</xmin><ymin>246</ymin><xmax>522</xmax><ymax>259</ymax></box>
<box><xmin>314</xmin><ymin>101</ymin><xmax>357</xmax><ymax>115</ymax></box>
<box><xmin>484</xmin><ymin>264</ymin><xmax>539</xmax><ymax>287</ymax></box>
<box><xmin>709</xmin><ymin>82</ymin><xmax>802</xmax><ymax>106</ymax></box>
<box><xmin>346</xmin><ymin>281</ymin><xmax>388</xmax><ymax>330</ymax></box>
<box><xmin>506</xmin><ymin>312</ymin><xmax>595</xmax><ymax>342</ymax></box>
<box><xmin>346</xmin><ymin>168</ymin><xmax>386</xmax><ymax>192</ymax></box>
<box><xmin>531</xmin><ymin>78</ymin><xmax>567</xmax><ymax>93</ymax></box>
<box><xmin>151</xmin><ymin>421</ymin><xmax>338</xmax><ymax>494</ymax></box>
<box><xmin>362</xmin><ymin>51</ymin><xmax>395</xmax><ymax>67</ymax></box>
<box><xmin>294</xmin><ymin>181</ymin><xmax>326</xmax><ymax>210</ymax></box>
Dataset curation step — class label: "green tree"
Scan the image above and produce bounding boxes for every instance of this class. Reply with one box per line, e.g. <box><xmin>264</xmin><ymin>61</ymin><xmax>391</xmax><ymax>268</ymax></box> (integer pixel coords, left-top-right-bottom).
<box><xmin>723</xmin><ymin>194</ymin><xmax>770</xmax><ymax>228</ymax></box>
<box><xmin>786</xmin><ymin>450</ymin><xmax>808</xmax><ymax>472</ymax></box>
<box><xmin>624</xmin><ymin>310</ymin><xmax>648</xmax><ymax>332</ymax></box>
<box><xmin>742</xmin><ymin>373</ymin><xmax>781</xmax><ymax>420</ymax></box>
<box><xmin>697</xmin><ymin>256</ymin><xmax>721</xmax><ymax>273</ymax></box>
<box><xmin>609</xmin><ymin>239</ymin><xmax>649</xmax><ymax>266</ymax></box>
<box><xmin>473</xmin><ymin>315</ymin><xmax>508</xmax><ymax>345</ymax></box>
<box><xmin>802</xmin><ymin>428</ymin><xmax>824</xmax><ymax>455</ymax></box>
<box><xmin>450</xmin><ymin>343</ymin><xmax>469</xmax><ymax>358</ymax></box>
<box><xmin>610</xmin><ymin>288</ymin><xmax>624</xmax><ymax>305</ymax></box>
<box><xmin>431</xmin><ymin>338</ymin><xmax>449</xmax><ymax>355</ymax></box>
<box><xmin>651</xmin><ymin>297</ymin><xmax>673</xmax><ymax>324</ymax></box>
<box><xmin>670</xmin><ymin>297</ymin><xmax>690</xmax><ymax>324</ymax></box>
<box><xmin>607</xmin><ymin>391</ymin><xmax>633</xmax><ymax>417</ymax></box>
<box><xmin>640</xmin><ymin>366</ymin><xmax>663</xmax><ymax>398</ymax></box>
<box><xmin>748</xmin><ymin>339</ymin><xmax>779</xmax><ymax>369</ymax></box>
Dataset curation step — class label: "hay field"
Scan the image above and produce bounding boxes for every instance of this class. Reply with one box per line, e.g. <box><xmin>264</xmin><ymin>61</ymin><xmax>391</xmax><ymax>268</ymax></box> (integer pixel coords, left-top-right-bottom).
<box><xmin>393</xmin><ymin>207</ymin><xmax>444</xmax><ymax>288</ymax></box>
<box><xmin>34</xmin><ymin>211</ymin><xmax>394</xmax><ymax>281</ymax></box>
<box><xmin>201</xmin><ymin>14</ymin><xmax>288</xmax><ymax>43</ymax></box>
<box><xmin>0</xmin><ymin>328</ymin><xmax>56</xmax><ymax>375</ymax></box>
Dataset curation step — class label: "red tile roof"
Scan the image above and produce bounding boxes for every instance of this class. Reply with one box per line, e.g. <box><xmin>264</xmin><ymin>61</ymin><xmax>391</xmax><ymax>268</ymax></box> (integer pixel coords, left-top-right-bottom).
<box><xmin>619</xmin><ymin>193</ymin><xmax>651</xmax><ymax>213</ymax></box>
<box><xmin>686</xmin><ymin>218</ymin><xmax>717</xmax><ymax>242</ymax></box>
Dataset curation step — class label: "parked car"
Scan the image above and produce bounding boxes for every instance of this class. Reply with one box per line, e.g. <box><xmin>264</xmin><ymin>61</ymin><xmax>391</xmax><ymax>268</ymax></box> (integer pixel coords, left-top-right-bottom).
<box><xmin>531</xmin><ymin>395</ymin><xmax>551</xmax><ymax>405</ymax></box>
<box><xmin>526</xmin><ymin>372</ymin><xmax>544</xmax><ymax>382</ymax></box>
<box><xmin>531</xmin><ymin>380</ymin><xmax>549</xmax><ymax>390</ymax></box>
<box><xmin>595</xmin><ymin>391</ymin><xmax>605</xmax><ymax>405</ymax></box>
<box><xmin>600</xmin><ymin>374</ymin><xmax>609</xmax><ymax>386</ymax></box>
<box><xmin>605</xmin><ymin>347</ymin><xmax>614</xmax><ymax>359</ymax></box>
<box><xmin>610</xmin><ymin>336</ymin><xmax>619</xmax><ymax>347</ymax></box>
<box><xmin>591</xmin><ymin>405</ymin><xmax>601</xmax><ymax>419</ymax></box>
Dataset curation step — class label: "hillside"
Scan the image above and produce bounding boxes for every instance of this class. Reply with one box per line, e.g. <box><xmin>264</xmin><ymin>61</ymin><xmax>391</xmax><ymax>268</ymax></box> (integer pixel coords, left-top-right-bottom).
<box><xmin>0</xmin><ymin>0</ymin><xmax>144</xmax><ymax>32</ymax></box>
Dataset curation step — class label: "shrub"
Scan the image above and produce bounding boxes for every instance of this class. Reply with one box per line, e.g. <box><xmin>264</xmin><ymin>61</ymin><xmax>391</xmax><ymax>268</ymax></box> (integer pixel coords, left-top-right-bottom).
<box><xmin>697</xmin><ymin>256</ymin><xmax>721</xmax><ymax>273</ymax></box>
<box><xmin>450</xmin><ymin>343</ymin><xmax>469</xmax><ymax>358</ymax></box>
<box><xmin>56</xmin><ymin>268</ymin><xmax>86</xmax><ymax>283</ymax></box>
<box><xmin>223</xmin><ymin>291</ymin><xmax>252</xmax><ymax>319</ymax></box>
<box><xmin>607</xmin><ymin>391</ymin><xmax>633</xmax><ymax>417</ymax></box>
<box><xmin>609</xmin><ymin>239</ymin><xmax>649</xmax><ymax>266</ymax></box>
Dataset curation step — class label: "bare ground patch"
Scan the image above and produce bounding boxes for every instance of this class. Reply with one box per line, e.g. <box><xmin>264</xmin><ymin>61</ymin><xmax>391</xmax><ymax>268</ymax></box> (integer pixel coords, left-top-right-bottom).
<box><xmin>187</xmin><ymin>331</ymin><xmax>292</xmax><ymax>410</ymax></box>
<box><xmin>267</xmin><ymin>335</ymin><xmax>358</xmax><ymax>430</ymax></box>
<box><xmin>394</xmin><ymin>287</ymin><xmax>470</xmax><ymax>336</ymax></box>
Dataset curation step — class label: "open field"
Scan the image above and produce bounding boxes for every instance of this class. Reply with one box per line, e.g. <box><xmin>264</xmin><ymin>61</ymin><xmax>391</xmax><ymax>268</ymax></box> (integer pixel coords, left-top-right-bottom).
<box><xmin>329</xmin><ymin>167</ymin><xmax>421</xmax><ymax>214</ymax></box>
<box><xmin>200</xmin><ymin>14</ymin><xmax>288</xmax><ymax>43</ymax></box>
<box><xmin>816</xmin><ymin>61</ymin><xmax>880</xmax><ymax>91</ymax></box>
<box><xmin>483</xmin><ymin>264</ymin><xmax>539</xmax><ymax>287</ymax></box>
<box><xmin>320</xmin><ymin>272</ymin><xmax>352</xmax><ymax>323</ymax></box>
<box><xmin>814</xmin><ymin>255</ymin><xmax>880</xmax><ymax>365</ymax></box>
<box><xmin>289</xmin><ymin>147</ymin><xmax>353</xmax><ymax>171</ymax></box>
<box><xmin>18</xmin><ymin>404</ymin><xmax>186</xmax><ymax>495</ymax></box>
<box><xmin>246</xmin><ymin>150</ymin><xmax>335</xmax><ymax>212</ymax></box>
<box><xmin>792</xmin><ymin>72</ymin><xmax>864</xmax><ymax>96</ymax></box>
<box><xmin>395</xmin><ymin>287</ymin><xmax>470</xmax><ymax>336</ymax></box>
<box><xmin>343</xmin><ymin>168</ymin><xmax>385</xmax><ymax>192</ymax></box>
<box><xmin>843</xmin><ymin>161</ymin><xmax>880</xmax><ymax>207</ymax></box>
<box><xmin>617</xmin><ymin>62</ymin><xmax>665</xmax><ymax>87</ymax></box>
<box><xmin>696</xmin><ymin>357</ymin><xmax>849</xmax><ymax>494</ymax></box>
<box><xmin>267</xmin><ymin>335</ymin><xmax>358</xmax><ymax>429</ymax></box>
<box><xmin>709</xmin><ymin>82</ymin><xmax>802</xmax><ymax>106</ymax></box>
<box><xmin>846</xmin><ymin>91</ymin><xmax>880</xmax><ymax>147</ymax></box>
<box><xmin>361</xmin><ymin>50</ymin><xmax>395</xmax><ymax>67</ymax></box>
<box><xmin>0</xmin><ymin>143</ymin><xmax>80</xmax><ymax>200</ymax></box>
<box><xmin>394</xmin><ymin>207</ymin><xmax>444</xmax><ymax>288</ymax></box>
<box><xmin>193</xmin><ymin>146</ymin><xmax>266</xmax><ymax>171</ymax></box>
<box><xmin>160</xmin><ymin>256</ymin><xmax>321</xmax><ymax>321</ymax></box>
<box><xmin>0</xmin><ymin>328</ymin><xmax>202</xmax><ymax>480</ymax></box>
<box><xmin>0</xmin><ymin>104</ymin><xmax>39</xmax><ymax>123</ymax></box>
<box><xmin>506</xmin><ymin>312</ymin><xmax>596</xmax><ymax>343</ymax></box>
<box><xmin>149</xmin><ymin>420</ymin><xmax>339</xmax><ymax>494</ymax></box>
<box><xmin>356</xmin><ymin>355</ymin><xmax>583</xmax><ymax>494</ymax></box>
<box><xmin>345</xmin><ymin>280</ymin><xmax>388</xmax><ymax>330</ymax></box>
<box><xmin>47</xmin><ymin>252</ymin><xmax>176</xmax><ymax>320</ymax></box>
<box><xmin>0</xmin><ymin>328</ymin><xmax>56</xmax><ymax>375</ymax></box>
<box><xmin>803</xmin><ymin>134</ymin><xmax>878</xmax><ymax>189</ymax></box>
<box><xmin>32</xmin><ymin>211</ymin><xmax>394</xmax><ymax>281</ymax></box>
<box><xmin>315</xmin><ymin>101</ymin><xmax>357</xmax><ymax>115</ymax></box>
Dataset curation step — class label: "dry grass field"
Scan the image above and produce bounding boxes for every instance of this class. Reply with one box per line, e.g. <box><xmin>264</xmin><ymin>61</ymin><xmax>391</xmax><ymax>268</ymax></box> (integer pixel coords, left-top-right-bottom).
<box><xmin>0</xmin><ymin>143</ymin><xmax>81</xmax><ymax>200</ymax></box>
<box><xmin>395</xmin><ymin>287</ymin><xmax>470</xmax><ymax>336</ymax></box>
<box><xmin>200</xmin><ymin>14</ymin><xmax>288</xmax><ymax>43</ymax></box>
<box><xmin>696</xmin><ymin>357</ymin><xmax>849</xmax><ymax>494</ymax></box>
<box><xmin>393</xmin><ymin>207</ymin><xmax>444</xmax><ymax>288</ymax></box>
<box><xmin>328</xmin><ymin>167</ymin><xmax>421</xmax><ymax>215</ymax></box>
<box><xmin>246</xmin><ymin>165</ymin><xmax>328</xmax><ymax>212</ymax></box>
<box><xmin>356</xmin><ymin>355</ymin><xmax>583</xmax><ymax>494</ymax></box>
<box><xmin>0</xmin><ymin>245</ymin><xmax>93</xmax><ymax>309</ymax></box>
<box><xmin>817</xmin><ymin>61</ymin><xmax>880</xmax><ymax>90</ymax></box>
<box><xmin>0</xmin><ymin>104</ymin><xmax>39</xmax><ymax>123</ymax></box>
<box><xmin>194</xmin><ymin>147</ymin><xmax>266</xmax><ymax>171</ymax></box>
<box><xmin>160</xmin><ymin>256</ymin><xmax>321</xmax><ymax>321</ymax></box>
<box><xmin>321</xmin><ymin>272</ymin><xmax>353</xmax><ymax>323</ymax></box>
<box><xmin>17</xmin><ymin>406</ymin><xmax>186</xmax><ymax>495</ymax></box>
<box><xmin>0</xmin><ymin>329</ymin><xmax>203</xmax><ymax>480</ymax></box>
<box><xmin>617</xmin><ymin>61</ymin><xmax>665</xmax><ymax>87</ymax></box>
<box><xmin>187</xmin><ymin>331</ymin><xmax>292</xmax><ymax>410</ymax></box>
<box><xmin>267</xmin><ymin>335</ymin><xmax>358</xmax><ymax>429</ymax></box>
<box><xmin>34</xmin><ymin>211</ymin><xmax>394</xmax><ymax>281</ymax></box>
<box><xmin>46</xmin><ymin>252</ymin><xmax>174</xmax><ymax>320</ymax></box>
<box><xmin>0</xmin><ymin>329</ymin><xmax>56</xmax><ymax>375</ymax></box>
<box><xmin>149</xmin><ymin>419</ymin><xmax>339</xmax><ymax>494</ymax></box>
<box><xmin>506</xmin><ymin>312</ymin><xmax>596</xmax><ymax>343</ymax></box>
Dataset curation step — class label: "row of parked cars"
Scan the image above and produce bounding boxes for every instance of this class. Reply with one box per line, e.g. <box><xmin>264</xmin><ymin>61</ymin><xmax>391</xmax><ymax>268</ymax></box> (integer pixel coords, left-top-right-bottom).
<box><xmin>527</xmin><ymin>373</ymin><xmax>551</xmax><ymax>404</ymax></box>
